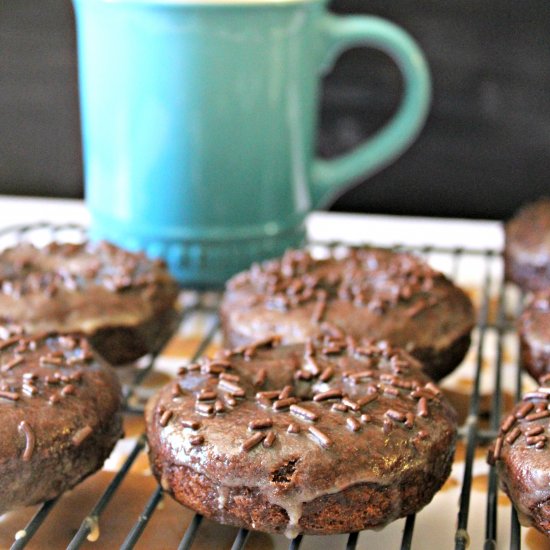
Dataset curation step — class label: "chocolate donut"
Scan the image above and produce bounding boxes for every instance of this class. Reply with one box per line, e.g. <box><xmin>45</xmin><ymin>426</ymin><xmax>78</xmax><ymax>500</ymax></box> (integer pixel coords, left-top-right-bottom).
<box><xmin>0</xmin><ymin>332</ymin><xmax>123</xmax><ymax>514</ymax></box>
<box><xmin>518</xmin><ymin>290</ymin><xmax>550</xmax><ymax>381</ymax></box>
<box><xmin>0</xmin><ymin>241</ymin><xmax>180</xmax><ymax>365</ymax></box>
<box><xmin>504</xmin><ymin>197</ymin><xmax>550</xmax><ymax>292</ymax></box>
<box><xmin>146</xmin><ymin>335</ymin><xmax>457</xmax><ymax>537</ymax></box>
<box><xmin>220</xmin><ymin>248</ymin><xmax>475</xmax><ymax>381</ymax></box>
<box><xmin>490</xmin><ymin>379</ymin><xmax>550</xmax><ymax>535</ymax></box>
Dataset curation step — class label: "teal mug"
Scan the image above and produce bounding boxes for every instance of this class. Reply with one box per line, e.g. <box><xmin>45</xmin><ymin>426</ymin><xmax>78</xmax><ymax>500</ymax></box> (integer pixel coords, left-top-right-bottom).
<box><xmin>72</xmin><ymin>0</ymin><xmax>430</xmax><ymax>287</ymax></box>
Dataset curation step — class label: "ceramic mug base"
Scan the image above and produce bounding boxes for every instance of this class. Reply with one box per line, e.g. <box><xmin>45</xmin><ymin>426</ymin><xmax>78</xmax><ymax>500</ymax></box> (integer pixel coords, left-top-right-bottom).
<box><xmin>89</xmin><ymin>222</ymin><xmax>306</xmax><ymax>288</ymax></box>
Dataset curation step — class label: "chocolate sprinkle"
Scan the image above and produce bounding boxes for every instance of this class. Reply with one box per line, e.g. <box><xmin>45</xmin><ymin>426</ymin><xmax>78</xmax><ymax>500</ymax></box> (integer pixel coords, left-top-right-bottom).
<box><xmin>357</xmin><ymin>393</ymin><xmax>378</xmax><ymax>407</ymax></box>
<box><xmin>311</xmin><ymin>295</ymin><xmax>327</xmax><ymax>324</ymax></box>
<box><xmin>197</xmin><ymin>391</ymin><xmax>217</xmax><ymax>402</ymax></box>
<box><xmin>160</xmin><ymin>410</ymin><xmax>173</xmax><ymax>427</ymax></box>
<box><xmin>287</xmin><ymin>423</ymin><xmax>301</xmax><ymax>434</ymax></box>
<box><xmin>171</xmin><ymin>382</ymin><xmax>182</xmax><ymax>398</ymax></box>
<box><xmin>313</xmin><ymin>389</ymin><xmax>343</xmax><ymax>402</ymax></box>
<box><xmin>61</xmin><ymin>384</ymin><xmax>76</xmax><ymax>396</ymax></box>
<box><xmin>1</xmin><ymin>355</ymin><xmax>24</xmax><ymax>372</ymax></box>
<box><xmin>190</xmin><ymin>435</ymin><xmax>205</xmax><ymax>446</ymax></box>
<box><xmin>505</xmin><ymin>427</ymin><xmax>521</xmax><ymax>445</ymax></box>
<box><xmin>256</xmin><ymin>390</ymin><xmax>280</xmax><ymax>400</ymax></box>
<box><xmin>218</xmin><ymin>379</ymin><xmax>245</xmax><ymax>397</ymax></box>
<box><xmin>500</xmin><ymin>415</ymin><xmax>516</xmax><ymax>434</ymax></box>
<box><xmin>290</xmin><ymin>404</ymin><xmax>319</xmax><ymax>422</ymax></box>
<box><xmin>279</xmin><ymin>385</ymin><xmax>293</xmax><ymax>400</ymax></box>
<box><xmin>263</xmin><ymin>431</ymin><xmax>276</xmax><ymax>448</ymax></box>
<box><xmin>525</xmin><ymin>410</ymin><xmax>550</xmax><ymax>422</ymax></box>
<box><xmin>249</xmin><ymin>418</ymin><xmax>273</xmax><ymax>430</ymax></box>
<box><xmin>346</xmin><ymin>417</ymin><xmax>361</xmax><ymax>432</ymax></box>
<box><xmin>319</xmin><ymin>367</ymin><xmax>334</xmax><ymax>382</ymax></box>
<box><xmin>526</xmin><ymin>435</ymin><xmax>547</xmax><ymax>446</ymax></box>
<box><xmin>22</xmin><ymin>383</ymin><xmax>37</xmax><ymax>397</ymax></box>
<box><xmin>181</xmin><ymin>420</ymin><xmax>201</xmax><ymax>430</ymax></box>
<box><xmin>418</xmin><ymin>397</ymin><xmax>429</xmax><ymax>418</ymax></box>
<box><xmin>254</xmin><ymin>368</ymin><xmax>267</xmax><ymax>387</ymax></box>
<box><xmin>196</xmin><ymin>403</ymin><xmax>214</xmax><ymax>415</ymax></box>
<box><xmin>273</xmin><ymin>397</ymin><xmax>299</xmax><ymax>410</ymax></box>
<box><xmin>18</xmin><ymin>420</ymin><xmax>35</xmax><ymax>461</ymax></box>
<box><xmin>386</xmin><ymin>409</ymin><xmax>407</xmax><ymax>423</ymax></box>
<box><xmin>525</xmin><ymin>425</ymin><xmax>544</xmax><ymax>437</ymax></box>
<box><xmin>308</xmin><ymin>426</ymin><xmax>332</xmax><ymax>448</ymax></box>
<box><xmin>242</xmin><ymin>432</ymin><xmax>266</xmax><ymax>451</ymax></box>
<box><xmin>0</xmin><ymin>390</ymin><xmax>19</xmax><ymax>401</ymax></box>
<box><xmin>515</xmin><ymin>401</ymin><xmax>535</xmax><ymax>418</ymax></box>
<box><xmin>72</xmin><ymin>425</ymin><xmax>93</xmax><ymax>447</ymax></box>
<box><xmin>493</xmin><ymin>436</ymin><xmax>503</xmax><ymax>460</ymax></box>
<box><xmin>342</xmin><ymin>397</ymin><xmax>360</xmax><ymax>411</ymax></box>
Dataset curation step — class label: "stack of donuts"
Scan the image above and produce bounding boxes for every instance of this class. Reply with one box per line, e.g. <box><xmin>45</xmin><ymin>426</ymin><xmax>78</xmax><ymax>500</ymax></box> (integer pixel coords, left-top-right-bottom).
<box><xmin>0</xmin><ymin>240</ymin><xmax>179</xmax><ymax>513</ymax></box>
<box><xmin>489</xmin><ymin>198</ymin><xmax>550</xmax><ymax>538</ymax></box>
<box><xmin>0</xmin><ymin>236</ymin><xmax>477</xmax><ymax>537</ymax></box>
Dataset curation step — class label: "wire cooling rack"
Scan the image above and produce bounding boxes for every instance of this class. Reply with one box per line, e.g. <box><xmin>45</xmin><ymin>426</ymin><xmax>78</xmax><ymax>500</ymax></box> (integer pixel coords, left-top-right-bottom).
<box><xmin>0</xmin><ymin>224</ymin><xmax>533</xmax><ymax>549</ymax></box>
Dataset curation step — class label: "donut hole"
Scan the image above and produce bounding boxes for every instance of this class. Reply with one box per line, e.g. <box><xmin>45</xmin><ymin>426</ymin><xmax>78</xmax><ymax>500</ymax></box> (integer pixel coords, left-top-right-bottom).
<box><xmin>270</xmin><ymin>459</ymin><xmax>299</xmax><ymax>485</ymax></box>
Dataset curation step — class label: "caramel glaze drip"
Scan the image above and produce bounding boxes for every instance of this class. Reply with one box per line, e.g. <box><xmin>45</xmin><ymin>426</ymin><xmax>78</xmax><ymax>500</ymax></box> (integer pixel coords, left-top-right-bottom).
<box><xmin>227</xmin><ymin>248</ymin><xmax>441</xmax><ymax>317</ymax></box>
<box><xmin>149</xmin><ymin>333</ymin><xmax>458</xmax><ymax>535</ymax></box>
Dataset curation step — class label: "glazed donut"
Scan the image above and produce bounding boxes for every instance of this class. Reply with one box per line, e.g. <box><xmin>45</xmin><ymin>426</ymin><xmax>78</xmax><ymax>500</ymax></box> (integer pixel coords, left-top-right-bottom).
<box><xmin>0</xmin><ymin>240</ymin><xmax>180</xmax><ymax>365</ymax></box>
<box><xmin>0</xmin><ymin>332</ymin><xmax>123</xmax><ymax>514</ymax></box>
<box><xmin>504</xmin><ymin>197</ymin><xmax>550</xmax><ymax>292</ymax></box>
<box><xmin>220</xmin><ymin>248</ymin><xmax>475</xmax><ymax>381</ymax></box>
<box><xmin>518</xmin><ymin>290</ymin><xmax>550</xmax><ymax>381</ymax></box>
<box><xmin>146</xmin><ymin>334</ymin><xmax>457</xmax><ymax>537</ymax></box>
<box><xmin>490</xmin><ymin>377</ymin><xmax>550</xmax><ymax>535</ymax></box>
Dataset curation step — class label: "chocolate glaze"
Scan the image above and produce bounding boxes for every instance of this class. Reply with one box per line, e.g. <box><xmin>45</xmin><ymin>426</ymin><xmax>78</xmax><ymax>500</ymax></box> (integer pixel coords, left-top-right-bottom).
<box><xmin>146</xmin><ymin>335</ymin><xmax>457</xmax><ymax>536</ymax></box>
<box><xmin>490</xmin><ymin>381</ymin><xmax>550</xmax><ymax>535</ymax></box>
<box><xmin>518</xmin><ymin>290</ymin><xmax>550</xmax><ymax>381</ymax></box>
<box><xmin>220</xmin><ymin>248</ymin><xmax>475</xmax><ymax>381</ymax></box>
<box><xmin>505</xmin><ymin>198</ymin><xmax>550</xmax><ymax>292</ymax></box>
<box><xmin>0</xmin><ymin>333</ymin><xmax>123</xmax><ymax>514</ymax></box>
<box><xmin>0</xmin><ymin>241</ymin><xmax>180</xmax><ymax>365</ymax></box>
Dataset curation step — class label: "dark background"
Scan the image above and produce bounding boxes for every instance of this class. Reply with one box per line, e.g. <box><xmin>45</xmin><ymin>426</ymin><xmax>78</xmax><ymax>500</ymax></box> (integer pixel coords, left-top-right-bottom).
<box><xmin>1</xmin><ymin>1</ymin><xmax>550</xmax><ymax>220</ymax></box>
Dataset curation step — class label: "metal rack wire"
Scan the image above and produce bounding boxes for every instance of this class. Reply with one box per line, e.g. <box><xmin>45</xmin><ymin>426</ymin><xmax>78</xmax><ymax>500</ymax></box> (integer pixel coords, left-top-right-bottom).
<box><xmin>0</xmin><ymin>227</ymin><xmax>527</xmax><ymax>549</ymax></box>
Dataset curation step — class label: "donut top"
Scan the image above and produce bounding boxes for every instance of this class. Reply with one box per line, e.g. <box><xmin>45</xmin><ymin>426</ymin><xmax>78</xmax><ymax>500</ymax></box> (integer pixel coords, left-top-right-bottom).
<box><xmin>0</xmin><ymin>241</ymin><xmax>179</xmax><ymax>334</ymax></box>
<box><xmin>148</xmin><ymin>335</ymin><xmax>457</xmax><ymax>537</ymax></box>
<box><xmin>222</xmin><ymin>248</ymin><xmax>474</xmax><ymax>352</ymax></box>
<box><xmin>0</xmin><ymin>332</ymin><xmax>122</xmax><ymax>466</ymax></box>
<box><xmin>227</xmin><ymin>248</ymin><xmax>439</xmax><ymax>314</ymax></box>
<box><xmin>490</xmin><ymin>378</ymin><xmax>550</xmax><ymax>525</ymax></box>
<box><xmin>506</xmin><ymin>197</ymin><xmax>550</xmax><ymax>266</ymax></box>
<box><xmin>518</xmin><ymin>290</ymin><xmax>550</xmax><ymax>353</ymax></box>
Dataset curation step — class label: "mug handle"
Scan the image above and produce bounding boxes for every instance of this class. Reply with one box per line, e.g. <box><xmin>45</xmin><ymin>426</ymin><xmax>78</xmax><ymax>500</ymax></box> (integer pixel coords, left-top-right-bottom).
<box><xmin>311</xmin><ymin>14</ymin><xmax>431</xmax><ymax>207</ymax></box>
